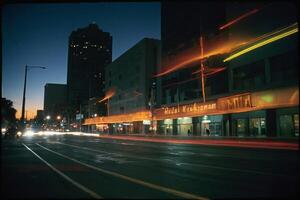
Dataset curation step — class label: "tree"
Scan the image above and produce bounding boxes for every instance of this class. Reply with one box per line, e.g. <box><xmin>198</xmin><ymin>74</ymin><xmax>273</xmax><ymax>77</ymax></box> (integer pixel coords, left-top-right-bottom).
<box><xmin>1</xmin><ymin>98</ymin><xmax>17</xmax><ymax>129</ymax></box>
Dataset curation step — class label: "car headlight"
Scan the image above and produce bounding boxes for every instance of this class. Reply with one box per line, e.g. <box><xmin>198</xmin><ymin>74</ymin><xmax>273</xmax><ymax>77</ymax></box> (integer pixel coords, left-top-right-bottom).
<box><xmin>17</xmin><ymin>131</ymin><xmax>22</xmax><ymax>137</ymax></box>
<box><xmin>23</xmin><ymin>130</ymin><xmax>34</xmax><ymax>136</ymax></box>
<box><xmin>1</xmin><ymin>128</ymin><xmax>7</xmax><ymax>133</ymax></box>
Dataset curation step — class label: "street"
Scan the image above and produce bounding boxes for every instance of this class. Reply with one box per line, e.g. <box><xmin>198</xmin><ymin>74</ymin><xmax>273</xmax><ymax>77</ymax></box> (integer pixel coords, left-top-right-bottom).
<box><xmin>1</xmin><ymin>133</ymin><xmax>299</xmax><ymax>199</ymax></box>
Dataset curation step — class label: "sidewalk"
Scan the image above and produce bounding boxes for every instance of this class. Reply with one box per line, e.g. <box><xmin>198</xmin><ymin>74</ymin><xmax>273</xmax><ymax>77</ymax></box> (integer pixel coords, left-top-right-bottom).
<box><xmin>96</xmin><ymin>134</ymin><xmax>299</xmax><ymax>150</ymax></box>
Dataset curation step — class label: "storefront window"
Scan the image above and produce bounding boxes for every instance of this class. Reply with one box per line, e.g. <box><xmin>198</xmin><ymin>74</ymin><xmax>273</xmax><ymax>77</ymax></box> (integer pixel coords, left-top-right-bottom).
<box><xmin>249</xmin><ymin>118</ymin><xmax>266</xmax><ymax>137</ymax></box>
<box><xmin>294</xmin><ymin>114</ymin><xmax>299</xmax><ymax>137</ymax></box>
<box><xmin>279</xmin><ymin>115</ymin><xmax>294</xmax><ymax>137</ymax></box>
<box><xmin>209</xmin><ymin>123</ymin><xmax>222</xmax><ymax>136</ymax></box>
<box><xmin>236</xmin><ymin>119</ymin><xmax>247</xmax><ymax>136</ymax></box>
<box><xmin>164</xmin><ymin>119</ymin><xmax>173</xmax><ymax>135</ymax></box>
<box><xmin>178</xmin><ymin>117</ymin><xmax>192</xmax><ymax>136</ymax></box>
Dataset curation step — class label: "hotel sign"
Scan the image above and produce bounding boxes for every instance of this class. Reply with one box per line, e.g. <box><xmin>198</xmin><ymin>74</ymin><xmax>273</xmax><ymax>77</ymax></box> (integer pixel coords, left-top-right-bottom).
<box><xmin>155</xmin><ymin>93</ymin><xmax>252</xmax><ymax>120</ymax></box>
<box><xmin>217</xmin><ymin>93</ymin><xmax>252</xmax><ymax>110</ymax></box>
<box><xmin>163</xmin><ymin>102</ymin><xmax>217</xmax><ymax>115</ymax></box>
<box><xmin>154</xmin><ymin>101</ymin><xmax>218</xmax><ymax>120</ymax></box>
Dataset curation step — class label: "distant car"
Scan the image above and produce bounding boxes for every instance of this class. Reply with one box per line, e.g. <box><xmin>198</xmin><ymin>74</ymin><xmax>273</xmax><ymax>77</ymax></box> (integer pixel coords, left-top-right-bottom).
<box><xmin>3</xmin><ymin>126</ymin><xmax>18</xmax><ymax>139</ymax></box>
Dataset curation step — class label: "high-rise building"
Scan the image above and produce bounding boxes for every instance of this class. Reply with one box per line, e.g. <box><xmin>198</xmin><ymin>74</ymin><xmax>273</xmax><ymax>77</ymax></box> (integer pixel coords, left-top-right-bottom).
<box><xmin>104</xmin><ymin>38</ymin><xmax>161</xmax><ymax>134</ymax></box>
<box><xmin>44</xmin><ymin>83</ymin><xmax>67</xmax><ymax>117</ymax></box>
<box><xmin>67</xmin><ymin>23</ymin><xmax>112</xmax><ymax>116</ymax></box>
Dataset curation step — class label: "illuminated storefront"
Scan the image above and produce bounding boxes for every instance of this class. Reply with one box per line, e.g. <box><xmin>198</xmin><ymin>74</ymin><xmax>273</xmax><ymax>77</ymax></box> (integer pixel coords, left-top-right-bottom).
<box><xmin>84</xmin><ymin>86</ymin><xmax>298</xmax><ymax>137</ymax></box>
<box><xmin>153</xmin><ymin>86</ymin><xmax>298</xmax><ymax>137</ymax></box>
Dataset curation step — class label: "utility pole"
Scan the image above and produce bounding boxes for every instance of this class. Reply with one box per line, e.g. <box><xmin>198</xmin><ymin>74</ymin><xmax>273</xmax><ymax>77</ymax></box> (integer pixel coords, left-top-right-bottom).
<box><xmin>21</xmin><ymin>65</ymin><xmax>46</xmax><ymax>130</ymax></box>
<box><xmin>149</xmin><ymin>83</ymin><xmax>156</xmax><ymax>135</ymax></box>
<box><xmin>21</xmin><ymin>65</ymin><xmax>28</xmax><ymax>126</ymax></box>
<box><xmin>200</xmin><ymin>36</ymin><xmax>206</xmax><ymax>103</ymax></box>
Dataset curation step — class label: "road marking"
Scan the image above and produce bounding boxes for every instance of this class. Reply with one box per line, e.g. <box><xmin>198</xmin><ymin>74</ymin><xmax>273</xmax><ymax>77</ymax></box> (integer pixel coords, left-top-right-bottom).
<box><xmin>56</xmin><ymin>142</ymin><xmax>293</xmax><ymax>178</ymax></box>
<box><xmin>179</xmin><ymin>162</ymin><xmax>294</xmax><ymax>178</ymax></box>
<box><xmin>22</xmin><ymin>143</ymin><xmax>102</xmax><ymax>199</ymax></box>
<box><xmin>36</xmin><ymin>143</ymin><xmax>209</xmax><ymax>200</ymax></box>
<box><xmin>57</xmin><ymin>142</ymin><xmax>171</xmax><ymax>162</ymax></box>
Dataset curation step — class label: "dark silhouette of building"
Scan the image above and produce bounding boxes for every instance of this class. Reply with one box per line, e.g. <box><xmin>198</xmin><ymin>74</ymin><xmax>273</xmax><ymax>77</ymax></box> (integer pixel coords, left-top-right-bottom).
<box><xmin>67</xmin><ymin>23</ymin><xmax>112</xmax><ymax>118</ymax></box>
<box><xmin>44</xmin><ymin>83</ymin><xmax>67</xmax><ymax>117</ymax></box>
<box><xmin>36</xmin><ymin>110</ymin><xmax>44</xmax><ymax>120</ymax></box>
<box><xmin>159</xmin><ymin>1</ymin><xmax>228</xmax><ymax>106</ymax></box>
<box><xmin>156</xmin><ymin>2</ymin><xmax>298</xmax><ymax>137</ymax></box>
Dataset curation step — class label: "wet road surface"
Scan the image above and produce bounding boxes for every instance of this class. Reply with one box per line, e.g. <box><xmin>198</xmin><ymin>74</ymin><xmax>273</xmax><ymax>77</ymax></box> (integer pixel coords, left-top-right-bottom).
<box><xmin>1</xmin><ymin>134</ymin><xmax>299</xmax><ymax>199</ymax></box>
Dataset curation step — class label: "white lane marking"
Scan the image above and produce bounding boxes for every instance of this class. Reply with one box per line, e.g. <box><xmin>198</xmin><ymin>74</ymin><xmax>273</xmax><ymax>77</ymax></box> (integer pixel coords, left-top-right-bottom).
<box><xmin>22</xmin><ymin>143</ymin><xmax>102</xmax><ymax>199</ymax></box>
<box><xmin>57</xmin><ymin>142</ymin><xmax>171</xmax><ymax>162</ymax></box>
<box><xmin>56</xmin><ymin>142</ymin><xmax>292</xmax><ymax>178</ymax></box>
<box><xmin>179</xmin><ymin>162</ymin><xmax>294</xmax><ymax>178</ymax></box>
<box><xmin>36</xmin><ymin>143</ymin><xmax>209</xmax><ymax>200</ymax></box>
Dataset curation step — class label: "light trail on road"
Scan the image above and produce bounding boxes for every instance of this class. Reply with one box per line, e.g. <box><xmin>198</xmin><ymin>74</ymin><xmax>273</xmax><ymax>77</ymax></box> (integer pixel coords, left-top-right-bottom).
<box><xmin>35</xmin><ymin>142</ymin><xmax>209</xmax><ymax>200</ymax></box>
<box><xmin>23</xmin><ymin>143</ymin><xmax>102</xmax><ymax>199</ymax></box>
<box><xmin>54</xmin><ymin>141</ymin><xmax>294</xmax><ymax>178</ymax></box>
<box><xmin>8</xmin><ymin>135</ymin><xmax>298</xmax><ymax>199</ymax></box>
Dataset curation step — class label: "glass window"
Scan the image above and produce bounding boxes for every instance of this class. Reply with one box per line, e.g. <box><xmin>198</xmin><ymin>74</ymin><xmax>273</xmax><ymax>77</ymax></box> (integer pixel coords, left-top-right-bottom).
<box><xmin>279</xmin><ymin>115</ymin><xmax>294</xmax><ymax>137</ymax></box>
<box><xmin>270</xmin><ymin>50</ymin><xmax>298</xmax><ymax>83</ymax></box>
<box><xmin>236</xmin><ymin>119</ymin><xmax>247</xmax><ymax>136</ymax></box>
<box><xmin>293</xmin><ymin>114</ymin><xmax>299</xmax><ymax>137</ymax></box>
<box><xmin>249</xmin><ymin>118</ymin><xmax>266</xmax><ymax>136</ymax></box>
<box><xmin>209</xmin><ymin>122</ymin><xmax>222</xmax><ymax>136</ymax></box>
<box><xmin>233</xmin><ymin>60</ymin><xmax>265</xmax><ymax>90</ymax></box>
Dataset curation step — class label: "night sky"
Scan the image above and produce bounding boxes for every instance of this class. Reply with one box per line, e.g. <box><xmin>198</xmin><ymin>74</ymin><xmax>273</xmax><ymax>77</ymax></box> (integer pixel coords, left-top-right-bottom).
<box><xmin>2</xmin><ymin>2</ymin><xmax>161</xmax><ymax>119</ymax></box>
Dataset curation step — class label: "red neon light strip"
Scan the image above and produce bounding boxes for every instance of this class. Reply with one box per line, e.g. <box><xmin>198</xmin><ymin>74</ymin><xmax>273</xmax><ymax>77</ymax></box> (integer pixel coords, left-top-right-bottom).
<box><xmin>219</xmin><ymin>8</ymin><xmax>260</xmax><ymax>30</ymax></box>
<box><xmin>98</xmin><ymin>135</ymin><xmax>299</xmax><ymax>150</ymax></box>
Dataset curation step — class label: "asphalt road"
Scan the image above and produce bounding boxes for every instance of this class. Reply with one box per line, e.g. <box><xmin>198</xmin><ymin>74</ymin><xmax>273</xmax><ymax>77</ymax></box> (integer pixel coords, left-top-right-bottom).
<box><xmin>1</xmin><ymin>134</ymin><xmax>299</xmax><ymax>199</ymax></box>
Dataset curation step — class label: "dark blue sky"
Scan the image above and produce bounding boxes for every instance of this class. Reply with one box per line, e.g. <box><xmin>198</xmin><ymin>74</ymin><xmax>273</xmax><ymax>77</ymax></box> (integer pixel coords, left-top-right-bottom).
<box><xmin>2</xmin><ymin>2</ymin><xmax>161</xmax><ymax>119</ymax></box>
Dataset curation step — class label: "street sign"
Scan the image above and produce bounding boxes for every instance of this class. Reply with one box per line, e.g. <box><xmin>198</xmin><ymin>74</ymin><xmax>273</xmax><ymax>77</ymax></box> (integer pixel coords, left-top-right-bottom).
<box><xmin>143</xmin><ymin>120</ymin><xmax>151</xmax><ymax>125</ymax></box>
<box><xmin>76</xmin><ymin>114</ymin><xmax>83</xmax><ymax>120</ymax></box>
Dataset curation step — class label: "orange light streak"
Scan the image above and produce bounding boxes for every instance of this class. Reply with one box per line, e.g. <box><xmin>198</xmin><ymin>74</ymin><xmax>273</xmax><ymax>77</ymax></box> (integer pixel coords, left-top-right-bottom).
<box><xmin>98</xmin><ymin>87</ymin><xmax>116</xmax><ymax>103</ymax></box>
<box><xmin>84</xmin><ymin>110</ymin><xmax>151</xmax><ymax>125</ymax></box>
<box><xmin>155</xmin><ymin>40</ymin><xmax>245</xmax><ymax>77</ymax></box>
<box><xmin>192</xmin><ymin>67</ymin><xmax>226</xmax><ymax>76</ymax></box>
<box><xmin>219</xmin><ymin>8</ymin><xmax>260</xmax><ymax>30</ymax></box>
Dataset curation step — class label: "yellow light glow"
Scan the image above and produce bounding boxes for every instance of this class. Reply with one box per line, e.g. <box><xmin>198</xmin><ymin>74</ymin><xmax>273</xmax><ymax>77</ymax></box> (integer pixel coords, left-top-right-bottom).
<box><xmin>224</xmin><ymin>27</ymin><xmax>298</xmax><ymax>62</ymax></box>
<box><xmin>84</xmin><ymin>110</ymin><xmax>151</xmax><ymax>125</ymax></box>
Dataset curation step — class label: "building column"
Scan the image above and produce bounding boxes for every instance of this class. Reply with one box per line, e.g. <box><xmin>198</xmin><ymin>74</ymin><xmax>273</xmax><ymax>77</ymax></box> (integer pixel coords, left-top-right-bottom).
<box><xmin>108</xmin><ymin>124</ymin><xmax>114</xmax><ymax>134</ymax></box>
<box><xmin>192</xmin><ymin>117</ymin><xmax>199</xmax><ymax>136</ymax></box>
<box><xmin>266</xmin><ymin>109</ymin><xmax>277</xmax><ymax>137</ymax></box>
<box><xmin>173</xmin><ymin>119</ymin><xmax>178</xmax><ymax>135</ymax></box>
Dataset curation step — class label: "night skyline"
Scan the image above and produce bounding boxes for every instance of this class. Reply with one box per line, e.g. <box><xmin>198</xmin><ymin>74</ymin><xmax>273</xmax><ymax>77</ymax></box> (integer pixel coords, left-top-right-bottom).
<box><xmin>2</xmin><ymin>2</ymin><xmax>161</xmax><ymax>119</ymax></box>
<box><xmin>1</xmin><ymin>2</ymin><xmax>298</xmax><ymax>199</ymax></box>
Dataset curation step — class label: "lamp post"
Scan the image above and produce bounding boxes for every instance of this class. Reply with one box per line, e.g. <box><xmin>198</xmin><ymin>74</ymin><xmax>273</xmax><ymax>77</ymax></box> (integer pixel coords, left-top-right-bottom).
<box><xmin>21</xmin><ymin>65</ymin><xmax>47</xmax><ymax>129</ymax></box>
<box><xmin>57</xmin><ymin>115</ymin><xmax>61</xmax><ymax>131</ymax></box>
<box><xmin>148</xmin><ymin>84</ymin><xmax>156</xmax><ymax>135</ymax></box>
<box><xmin>46</xmin><ymin>115</ymin><xmax>51</xmax><ymax>130</ymax></box>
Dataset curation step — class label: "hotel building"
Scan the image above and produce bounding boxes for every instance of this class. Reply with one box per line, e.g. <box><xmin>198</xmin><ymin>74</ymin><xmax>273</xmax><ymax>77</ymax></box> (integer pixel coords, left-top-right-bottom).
<box><xmin>84</xmin><ymin>2</ymin><xmax>298</xmax><ymax>138</ymax></box>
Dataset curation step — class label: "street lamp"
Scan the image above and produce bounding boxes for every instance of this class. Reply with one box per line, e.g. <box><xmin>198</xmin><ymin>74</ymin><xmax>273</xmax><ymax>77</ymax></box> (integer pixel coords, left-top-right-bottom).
<box><xmin>21</xmin><ymin>65</ymin><xmax>47</xmax><ymax>128</ymax></box>
<box><xmin>46</xmin><ymin>115</ymin><xmax>51</xmax><ymax>130</ymax></box>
